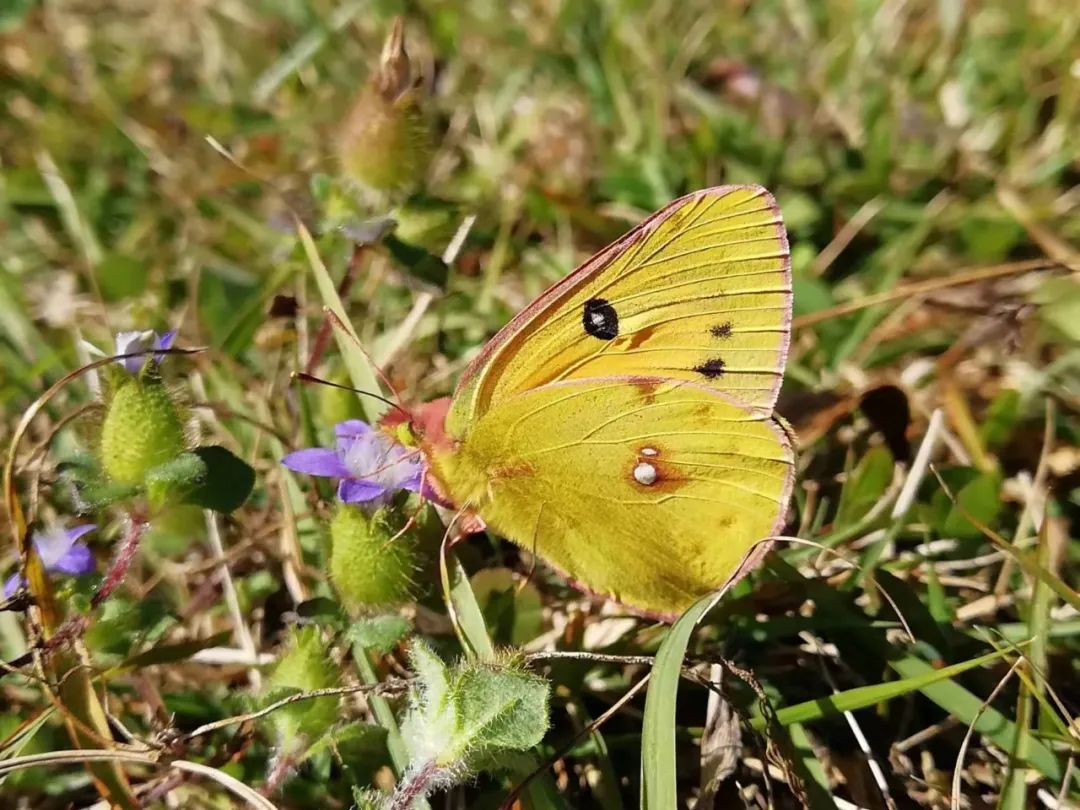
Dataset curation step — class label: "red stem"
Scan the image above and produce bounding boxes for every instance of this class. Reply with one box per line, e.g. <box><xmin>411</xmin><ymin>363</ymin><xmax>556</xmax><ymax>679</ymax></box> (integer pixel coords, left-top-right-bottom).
<box><xmin>389</xmin><ymin>761</ymin><xmax>441</xmax><ymax>810</ymax></box>
<box><xmin>91</xmin><ymin>513</ymin><xmax>147</xmax><ymax>608</ymax></box>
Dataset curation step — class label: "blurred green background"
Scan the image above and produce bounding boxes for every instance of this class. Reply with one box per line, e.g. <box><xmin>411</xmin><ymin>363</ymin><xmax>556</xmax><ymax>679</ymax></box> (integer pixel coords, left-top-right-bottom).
<box><xmin>1</xmin><ymin>1</ymin><xmax>1077</xmax><ymax>808</ymax></box>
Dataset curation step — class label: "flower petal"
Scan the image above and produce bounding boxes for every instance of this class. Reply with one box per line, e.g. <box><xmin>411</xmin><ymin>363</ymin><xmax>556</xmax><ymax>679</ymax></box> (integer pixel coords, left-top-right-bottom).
<box><xmin>338</xmin><ymin>478</ymin><xmax>387</xmax><ymax>503</ymax></box>
<box><xmin>153</xmin><ymin>330</ymin><xmax>177</xmax><ymax>362</ymax></box>
<box><xmin>115</xmin><ymin>330</ymin><xmax>154</xmax><ymax>374</ymax></box>
<box><xmin>33</xmin><ymin>527</ymin><xmax>77</xmax><ymax>568</ymax></box>
<box><xmin>3</xmin><ymin>573</ymin><xmax>22</xmax><ymax>599</ymax></box>
<box><xmin>335</xmin><ymin>420</ymin><xmax>371</xmax><ymax>441</ymax></box>
<box><xmin>397</xmin><ymin>466</ymin><xmax>424</xmax><ymax>493</ymax></box>
<box><xmin>52</xmin><ymin>544</ymin><xmax>95</xmax><ymax>576</ymax></box>
<box><xmin>66</xmin><ymin>524</ymin><xmax>97</xmax><ymax>543</ymax></box>
<box><xmin>281</xmin><ymin>448</ymin><xmax>350</xmax><ymax>478</ymax></box>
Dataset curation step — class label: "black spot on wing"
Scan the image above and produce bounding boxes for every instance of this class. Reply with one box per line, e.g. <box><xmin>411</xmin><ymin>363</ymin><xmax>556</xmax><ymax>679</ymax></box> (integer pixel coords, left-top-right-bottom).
<box><xmin>694</xmin><ymin>357</ymin><xmax>726</xmax><ymax>379</ymax></box>
<box><xmin>710</xmin><ymin>322</ymin><xmax>733</xmax><ymax>339</ymax></box>
<box><xmin>583</xmin><ymin>298</ymin><xmax>619</xmax><ymax>340</ymax></box>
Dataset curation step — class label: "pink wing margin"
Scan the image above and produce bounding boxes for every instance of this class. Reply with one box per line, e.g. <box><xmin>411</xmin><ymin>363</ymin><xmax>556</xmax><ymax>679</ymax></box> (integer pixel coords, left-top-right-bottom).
<box><xmin>453</xmin><ymin>184</ymin><xmax>793</xmax><ymax>414</ymax></box>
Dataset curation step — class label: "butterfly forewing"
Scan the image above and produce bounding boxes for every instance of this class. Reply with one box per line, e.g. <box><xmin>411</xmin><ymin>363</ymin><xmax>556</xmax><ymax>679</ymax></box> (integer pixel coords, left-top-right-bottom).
<box><xmin>452</xmin><ymin>185</ymin><xmax>790</xmax><ymax>430</ymax></box>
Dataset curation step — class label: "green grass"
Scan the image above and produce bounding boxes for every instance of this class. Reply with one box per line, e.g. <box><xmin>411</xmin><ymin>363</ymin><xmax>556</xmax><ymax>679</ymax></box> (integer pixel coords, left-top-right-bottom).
<box><xmin>1</xmin><ymin>1</ymin><xmax>1078</xmax><ymax>808</ymax></box>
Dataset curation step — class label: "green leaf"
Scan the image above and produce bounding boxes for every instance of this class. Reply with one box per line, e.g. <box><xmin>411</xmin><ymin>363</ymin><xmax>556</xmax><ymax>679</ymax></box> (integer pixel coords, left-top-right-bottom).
<box><xmin>72</xmin><ymin>477</ymin><xmax>141</xmax><ymax>510</ymax></box>
<box><xmin>941</xmin><ymin>470</ymin><xmax>1003</xmax><ymax>539</ymax></box>
<box><xmin>453</xmin><ymin>661</ymin><xmax>550</xmax><ymax>766</ymax></box>
<box><xmin>145</xmin><ymin>452</ymin><xmax>208</xmax><ymax>509</ymax></box>
<box><xmin>0</xmin><ymin>0</ymin><xmax>36</xmax><ymax>31</ymax></box>
<box><xmin>352</xmin><ymin>786</ymin><xmax>386</xmax><ymax>810</ymax></box>
<box><xmin>295</xmin><ymin>596</ymin><xmax>347</xmax><ymax>626</ymax></box>
<box><xmin>403</xmin><ymin>641</ymin><xmax>550</xmax><ymax>773</ymax></box>
<box><xmin>382</xmin><ymin>233</ymin><xmax>449</xmax><ymax>288</ymax></box>
<box><xmin>447</xmin><ymin>555</ymin><xmax>497</xmax><ymax>660</ymax></box>
<box><xmin>309</xmin><ymin>721</ymin><xmax>389</xmax><ymax>763</ymax></box>
<box><xmin>471</xmin><ymin>567</ymin><xmax>544</xmax><ymax>646</ymax></box>
<box><xmin>182</xmin><ymin>445</ymin><xmax>255</xmax><ymax>512</ymax></box>
<box><xmin>1032</xmin><ymin>277</ymin><xmax>1080</xmax><ymax>342</ymax></box>
<box><xmin>59</xmin><ymin>452</ymin><xmax>139</xmax><ymax>509</ymax></box>
<box><xmin>835</xmin><ymin>446</ymin><xmax>894</xmax><ymax>526</ymax></box>
<box><xmin>84</xmin><ymin>596</ymin><xmax>174</xmax><ymax>660</ymax></box>
<box><xmin>751</xmin><ymin>646</ymin><xmax>1013</xmax><ymax>730</ymax></box>
<box><xmin>119</xmin><ymin>631</ymin><xmax>232</xmax><ymax>669</ymax></box>
<box><xmin>265</xmin><ymin>627</ymin><xmax>340</xmax><ymax>744</ymax></box>
<box><xmin>979</xmin><ymin>389</ymin><xmax>1021</xmax><ymax>450</ymax></box>
<box><xmin>347</xmin><ymin>614</ymin><xmax>412</xmax><ymax>655</ymax></box>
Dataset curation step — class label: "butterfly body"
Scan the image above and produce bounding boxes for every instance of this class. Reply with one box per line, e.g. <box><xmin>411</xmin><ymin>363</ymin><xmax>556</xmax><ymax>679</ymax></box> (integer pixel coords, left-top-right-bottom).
<box><xmin>411</xmin><ymin>185</ymin><xmax>795</xmax><ymax>619</ymax></box>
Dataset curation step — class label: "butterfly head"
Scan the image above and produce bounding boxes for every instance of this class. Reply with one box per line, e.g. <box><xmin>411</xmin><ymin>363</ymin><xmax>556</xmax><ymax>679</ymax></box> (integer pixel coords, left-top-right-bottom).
<box><xmin>378</xmin><ymin>396</ymin><xmax>462</xmax><ymax>511</ymax></box>
<box><xmin>379</xmin><ymin>396</ymin><xmax>454</xmax><ymax>452</ymax></box>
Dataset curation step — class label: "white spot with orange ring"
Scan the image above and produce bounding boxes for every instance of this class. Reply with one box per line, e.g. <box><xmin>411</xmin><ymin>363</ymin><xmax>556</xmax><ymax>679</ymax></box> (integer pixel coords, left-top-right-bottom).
<box><xmin>633</xmin><ymin>462</ymin><xmax>658</xmax><ymax>486</ymax></box>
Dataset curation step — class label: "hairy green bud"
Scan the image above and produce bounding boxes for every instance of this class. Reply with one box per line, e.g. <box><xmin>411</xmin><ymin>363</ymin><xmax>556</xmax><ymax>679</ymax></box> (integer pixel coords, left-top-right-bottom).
<box><xmin>330</xmin><ymin>504</ymin><xmax>417</xmax><ymax>612</ymax></box>
<box><xmin>337</xmin><ymin>18</ymin><xmax>432</xmax><ymax>195</ymax></box>
<box><xmin>99</xmin><ymin>378</ymin><xmax>186</xmax><ymax>486</ymax></box>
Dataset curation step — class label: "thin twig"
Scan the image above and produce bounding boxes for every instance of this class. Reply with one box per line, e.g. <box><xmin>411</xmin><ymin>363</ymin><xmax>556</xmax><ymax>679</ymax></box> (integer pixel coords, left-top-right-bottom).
<box><xmin>0</xmin><ymin>748</ymin><xmax>280</xmax><ymax>810</ymax></box>
<box><xmin>793</xmin><ymin>258</ymin><xmax>1057</xmax><ymax>329</ymax></box>
<box><xmin>950</xmin><ymin>656</ymin><xmax>1025</xmax><ymax>810</ymax></box>
<box><xmin>181</xmin><ymin>680</ymin><xmax>410</xmax><ymax>741</ymax></box>
<box><xmin>523</xmin><ymin>650</ymin><xmax>656</xmax><ymax>667</ymax></box>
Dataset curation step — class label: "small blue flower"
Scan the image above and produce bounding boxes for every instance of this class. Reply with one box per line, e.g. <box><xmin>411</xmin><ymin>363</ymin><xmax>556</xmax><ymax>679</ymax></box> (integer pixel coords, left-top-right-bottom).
<box><xmin>282</xmin><ymin>420</ymin><xmax>422</xmax><ymax>505</ymax></box>
<box><xmin>115</xmin><ymin>330</ymin><xmax>177</xmax><ymax>375</ymax></box>
<box><xmin>4</xmin><ymin>524</ymin><xmax>97</xmax><ymax>598</ymax></box>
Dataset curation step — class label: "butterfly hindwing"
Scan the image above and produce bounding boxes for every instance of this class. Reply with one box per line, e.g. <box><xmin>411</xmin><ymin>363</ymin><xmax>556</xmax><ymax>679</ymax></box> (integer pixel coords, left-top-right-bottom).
<box><xmin>430</xmin><ymin>377</ymin><xmax>794</xmax><ymax>617</ymax></box>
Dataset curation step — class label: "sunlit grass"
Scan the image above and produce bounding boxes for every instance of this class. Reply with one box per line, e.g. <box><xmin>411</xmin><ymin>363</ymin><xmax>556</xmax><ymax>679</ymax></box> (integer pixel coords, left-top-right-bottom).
<box><xmin>0</xmin><ymin>1</ymin><xmax>1077</xmax><ymax>807</ymax></box>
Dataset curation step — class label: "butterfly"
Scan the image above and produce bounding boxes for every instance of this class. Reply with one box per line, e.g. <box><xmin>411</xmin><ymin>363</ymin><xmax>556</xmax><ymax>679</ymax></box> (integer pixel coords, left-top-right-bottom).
<box><xmin>406</xmin><ymin>185</ymin><xmax>795</xmax><ymax>620</ymax></box>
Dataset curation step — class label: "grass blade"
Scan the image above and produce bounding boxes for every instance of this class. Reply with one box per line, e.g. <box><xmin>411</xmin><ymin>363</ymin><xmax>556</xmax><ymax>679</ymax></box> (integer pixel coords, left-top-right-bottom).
<box><xmin>640</xmin><ymin>591</ymin><xmax>720</xmax><ymax>809</ymax></box>
<box><xmin>297</xmin><ymin>225</ymin><xmax>387</xmax><ymax>422</ymax></box>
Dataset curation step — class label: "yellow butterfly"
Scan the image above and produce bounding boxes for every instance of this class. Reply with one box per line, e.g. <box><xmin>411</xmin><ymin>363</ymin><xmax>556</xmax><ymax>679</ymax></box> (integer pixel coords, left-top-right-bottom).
<box><xmin>409</xmin><ymin>185</ymin><xmax>795</xmax><ymax>619</ymax></box>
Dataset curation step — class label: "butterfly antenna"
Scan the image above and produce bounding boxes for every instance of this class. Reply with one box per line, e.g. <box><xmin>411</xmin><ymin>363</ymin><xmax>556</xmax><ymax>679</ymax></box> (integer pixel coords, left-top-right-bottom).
<box><xmin>321</xmin><ymin>306</ymin><xmax>409</xmax><ymax>412</ymax></box>
<box><xmin>291</xmin><ymin>371</ymin><xmax>411</xmax><ymax>421</ymax></box>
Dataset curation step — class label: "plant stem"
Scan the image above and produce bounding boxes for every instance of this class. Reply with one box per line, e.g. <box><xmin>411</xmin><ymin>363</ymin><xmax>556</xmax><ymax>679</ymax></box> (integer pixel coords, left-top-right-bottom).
<box><xmin>388</xmin><ymin>761</ymin><xmax>440</xmax><ymax>810</ymax></box>
<box><xmin>91</xmin><ymin>511</ymin><xmax>147</xmax><ymax>608</ymax></box>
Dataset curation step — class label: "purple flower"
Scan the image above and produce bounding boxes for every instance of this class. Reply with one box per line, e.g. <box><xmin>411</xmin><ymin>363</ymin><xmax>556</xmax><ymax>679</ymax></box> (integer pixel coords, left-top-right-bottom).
<box><xmin>282</xmin><ymin>420</ymin><xmax>423</xmax><ymax>505</ymax></box>
<box><xmin>115</xmin><ymin>330</ymin><xmax>177</xmax><ymax>375</ymax></box>
<box><xmin>4</xmin><ymin>524</ymin><xmax>97</xmax><ymax>598</ymax></box>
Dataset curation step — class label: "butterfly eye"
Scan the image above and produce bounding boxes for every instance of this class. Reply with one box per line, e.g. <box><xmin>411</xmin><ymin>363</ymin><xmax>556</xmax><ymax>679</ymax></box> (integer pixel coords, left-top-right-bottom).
<box><xmin>582</xmin><ymin>298</ymin><xmax>619</xmax><ymax>340</ymax></box>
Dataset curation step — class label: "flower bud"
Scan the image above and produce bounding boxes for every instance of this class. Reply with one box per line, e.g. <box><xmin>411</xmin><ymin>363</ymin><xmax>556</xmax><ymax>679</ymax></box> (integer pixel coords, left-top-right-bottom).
<box><xmin>330</xmin><ymin>504</ymin><xmax>417</xmax><ymax>612</ymax></box>
<box><xmin>99</xmin><ymin>377</ymin><xmax>186</xmax><ymax>485</ymax></box>
<box><xmin>337</xmin><ymin>18</ymin><xmax>432</xmax><ymax>196</ymax></box>
<box><xmin>265</xmin><ymin>626</ymin><xmax>339</xmax><ymax>746</ymax></box>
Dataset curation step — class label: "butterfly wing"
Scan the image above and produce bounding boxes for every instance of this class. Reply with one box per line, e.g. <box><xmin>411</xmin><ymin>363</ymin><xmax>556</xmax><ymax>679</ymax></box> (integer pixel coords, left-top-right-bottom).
<box><xmin>447</xmin><ymin>185</ymin><xmax>790</xmax><ymax>435</ymax></box>
<box><xmin>428</xmin><ymin>377</ymin><xmax>794</xmax><ymax>618</ymax></box>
